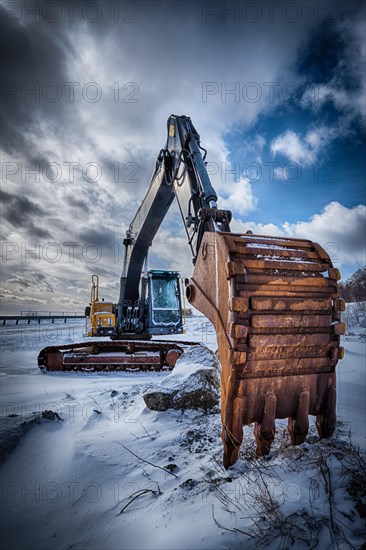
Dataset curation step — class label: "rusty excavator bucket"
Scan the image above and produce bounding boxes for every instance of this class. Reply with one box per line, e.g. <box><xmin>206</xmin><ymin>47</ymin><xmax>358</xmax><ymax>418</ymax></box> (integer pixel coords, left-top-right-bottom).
<box><xmin>186</xmin><ymin>232</ymin><xmax>345</xmax><ymax>468</ymax></box>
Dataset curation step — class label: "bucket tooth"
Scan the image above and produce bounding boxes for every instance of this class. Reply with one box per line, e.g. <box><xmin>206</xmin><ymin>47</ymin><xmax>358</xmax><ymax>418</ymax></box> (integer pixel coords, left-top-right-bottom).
<box><xmin>188</xmin><ymin>231</ymin><xmax>343</xmax><ymax>467</ymax></box>
<box><xmin>288</xmin><ymin>390</ymin><xmax>310</xmax><ymax>445</ymax></box>
<box><xmin>316</xmin><ymin>384</ymin><xmax>337</xmax><ymax>439</ymax></box>
<box><xmin>254</xmin><ymin>393</ymin><xmax>277</xmax><ymax>456</ymax></box>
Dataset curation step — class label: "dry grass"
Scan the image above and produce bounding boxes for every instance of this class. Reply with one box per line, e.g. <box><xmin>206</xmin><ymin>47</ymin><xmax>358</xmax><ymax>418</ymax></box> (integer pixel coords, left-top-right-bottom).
<box><xmin>205</xmin><ymin>425</ymin><xmax>366</xmax><ymax>549</ymax></box>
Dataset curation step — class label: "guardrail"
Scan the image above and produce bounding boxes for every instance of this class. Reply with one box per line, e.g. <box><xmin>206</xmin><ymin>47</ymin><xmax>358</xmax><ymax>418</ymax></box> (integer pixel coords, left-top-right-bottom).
<box><xmin>20</xmin><ymin>310</ymin><xmax>84</xmax><ymax>317</ymax></box>
<box><xmin>0</xmin><ymin>314</ymin><xmax>85</xmax><ymax>326</ymax></box>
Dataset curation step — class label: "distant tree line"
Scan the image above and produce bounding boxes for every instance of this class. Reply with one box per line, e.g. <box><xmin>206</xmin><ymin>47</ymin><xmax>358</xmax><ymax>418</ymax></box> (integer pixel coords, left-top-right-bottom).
<box><xmin>338</xmin><ymin>266</ymin><xmax>366</xmax><ymax>303</ymax></box>
<box><xmin>343</xmin><ymin>302</ymin><xmax>366</xmax><ymax>328</ymax></box>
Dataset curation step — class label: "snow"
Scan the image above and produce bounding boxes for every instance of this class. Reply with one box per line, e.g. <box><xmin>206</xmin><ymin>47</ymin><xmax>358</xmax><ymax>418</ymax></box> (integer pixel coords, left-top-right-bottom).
<box><xmin>159</xmin><ymin>345</ymin><xmax>219</xmax><ymax>393</ymax></box>
<box><xmin>0</xmin><ymin>316</ymin><xmax>365</xmax><ymax>549</ymax></box>
<box><xmin>254</xmin><ymin>255</ymin><xmax>317</xmax><ymax>263</ymax></box>
<box><xmin>241</xmin><ymin>235</ymin><xmax>291</xmax><ymax>241</ymax></box>
<box><xmin>245</xmin><ymin>243</ymin><xmax>299</xmax><ymax>250</ymax></box>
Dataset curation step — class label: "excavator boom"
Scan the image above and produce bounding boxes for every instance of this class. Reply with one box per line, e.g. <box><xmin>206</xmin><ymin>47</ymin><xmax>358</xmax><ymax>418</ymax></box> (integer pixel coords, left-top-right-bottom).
<box><xmin>116</xmin><ymin>115</ymin><xmax>230</xmax><ymax>336</ymax></box>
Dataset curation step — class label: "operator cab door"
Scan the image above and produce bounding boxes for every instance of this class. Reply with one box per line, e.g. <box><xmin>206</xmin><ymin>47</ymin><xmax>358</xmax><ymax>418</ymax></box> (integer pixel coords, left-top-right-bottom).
<box><xmin>146</xmin><ymin>271</ymin><xmax>183</xmax><ymax>335</ymax></box>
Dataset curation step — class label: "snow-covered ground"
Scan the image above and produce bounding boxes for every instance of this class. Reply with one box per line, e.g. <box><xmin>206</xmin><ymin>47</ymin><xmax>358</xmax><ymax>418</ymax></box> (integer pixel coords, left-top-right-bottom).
<box><xmin>0</xmin><ymin>314</ymin><xmax>365</xmax><ymax>549</ymax></box>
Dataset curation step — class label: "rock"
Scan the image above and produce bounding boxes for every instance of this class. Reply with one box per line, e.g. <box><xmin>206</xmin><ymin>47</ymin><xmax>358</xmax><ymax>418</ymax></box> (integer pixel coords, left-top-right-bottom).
<box><xmin>41</xmin><ymin>410</ymin><xmax>63</xmax><ymax>421</ymax></box>
<box><xmin>180</xmin><ymin>478</ymin><xmax>198</xmax><ymax>489</ymax></box>
<box><xmin>165</xmin><ymin>463</ymin><xmax>178</xmax><ymax>472</ymax></box>
<box><xmin>143</xmin><ymin>345</ymin><xmax>220</xmax><ymax>412</ymax></box>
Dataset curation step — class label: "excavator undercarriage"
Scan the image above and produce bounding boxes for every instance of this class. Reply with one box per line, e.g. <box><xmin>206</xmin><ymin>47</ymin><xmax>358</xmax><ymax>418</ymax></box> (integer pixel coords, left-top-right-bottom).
<box><xmin>38</xmin><ymin>340</ymin><xmax>186</xmax><ymax>372</ymax></box>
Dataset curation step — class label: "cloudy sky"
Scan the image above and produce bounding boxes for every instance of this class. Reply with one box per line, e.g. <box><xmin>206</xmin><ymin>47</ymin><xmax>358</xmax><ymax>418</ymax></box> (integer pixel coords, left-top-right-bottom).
<box><xmin>1</xmin><ymin>0</ymin><xmax>365</xmax><ymax>313</ymax></box>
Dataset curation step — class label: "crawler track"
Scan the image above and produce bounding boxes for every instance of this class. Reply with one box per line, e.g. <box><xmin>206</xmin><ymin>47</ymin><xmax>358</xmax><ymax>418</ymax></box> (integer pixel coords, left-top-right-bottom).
<box><xmin>37</xmin><ymin>340</ymin><xmax>199</xmax><ymax>372</ymax></box>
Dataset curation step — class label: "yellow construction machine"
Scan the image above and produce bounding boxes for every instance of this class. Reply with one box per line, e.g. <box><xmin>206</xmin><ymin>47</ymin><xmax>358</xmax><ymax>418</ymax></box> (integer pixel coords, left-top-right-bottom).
<box><xmin>85</xmin><ymin>275</ymin><xmax>116</xmax><ymax>337</ymax></box>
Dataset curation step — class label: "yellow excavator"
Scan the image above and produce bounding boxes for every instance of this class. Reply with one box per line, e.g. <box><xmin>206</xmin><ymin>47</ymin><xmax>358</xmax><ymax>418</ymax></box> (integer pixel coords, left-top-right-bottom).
<box><xmin>85</xmin><ymin>275</ymin><xmax>116</xmax><ymax>337</ymax></box>
<box><xmin>38</xmin><ymin>115</ymin><xmax>345</xmax><ymax>468</ymax></box>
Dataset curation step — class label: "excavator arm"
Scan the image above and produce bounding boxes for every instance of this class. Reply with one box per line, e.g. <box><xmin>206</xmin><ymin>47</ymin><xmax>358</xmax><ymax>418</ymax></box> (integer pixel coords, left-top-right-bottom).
<box><xmin>117</xmin><ymin>114</ymin><xmax>231</xmax><ymax>335</ymax></box>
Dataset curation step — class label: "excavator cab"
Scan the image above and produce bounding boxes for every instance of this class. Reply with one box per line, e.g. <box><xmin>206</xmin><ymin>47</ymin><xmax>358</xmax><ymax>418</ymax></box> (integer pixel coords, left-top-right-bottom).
<box><xmin>117</xmin><ymin>270</ymin><xmax>184</xmax><ymax>337</ymax></box>
<box><xmin>145</xmin><ymin>270</ymin><xmax>184</xmax><ymax>335</ymax></box>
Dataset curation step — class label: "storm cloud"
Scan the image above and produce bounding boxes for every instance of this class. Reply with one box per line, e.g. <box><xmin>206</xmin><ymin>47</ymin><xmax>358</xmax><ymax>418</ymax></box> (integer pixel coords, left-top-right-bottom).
<box><xmin>1</xmin><ymin>0</ymin><xmax>365</xmax><ymax>311</ymax></box>
<box><xmin>0</xmin><ymin>189</ymin><xmax>53</xmax><ymax>238</ymax></box>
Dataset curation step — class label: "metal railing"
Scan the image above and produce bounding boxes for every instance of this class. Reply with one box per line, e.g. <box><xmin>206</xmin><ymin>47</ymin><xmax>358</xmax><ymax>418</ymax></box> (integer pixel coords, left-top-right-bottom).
<box><xmin>0</xmin><ymin>312</ymin><xmax>85</xmax><ymax>326</ymax></box>
<box><xmin>20</xmin><ymin>310</ymin><xmax>84</xmax><ymax>317</ymax></box>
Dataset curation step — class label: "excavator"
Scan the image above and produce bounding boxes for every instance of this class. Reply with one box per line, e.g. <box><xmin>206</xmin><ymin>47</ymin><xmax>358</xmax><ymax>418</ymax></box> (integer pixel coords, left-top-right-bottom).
<box><xmin>85</xmin><ymin>275</ymin><xmax>116</xmax><ymax>337</ymax></box>
<box><xmin>85</xmin><ymin>269</ymin><xmax>185</xmax><ymax>339</ymax></box>
<box><xmin>38</xmin><ymin>114</ymin><xmax>345</xmax><ymax>468</ymax></box>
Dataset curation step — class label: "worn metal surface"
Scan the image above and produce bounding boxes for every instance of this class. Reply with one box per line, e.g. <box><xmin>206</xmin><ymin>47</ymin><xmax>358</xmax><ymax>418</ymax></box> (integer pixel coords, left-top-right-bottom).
<box><xmin>38</xmin><ymin>340</ymin><xmax>187</xmax><ymax>372</ymax></box>
<box><xmin>187</xmin><ymin>231</ymin><xmax>345</xmax><ymax>468</ymax></box>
